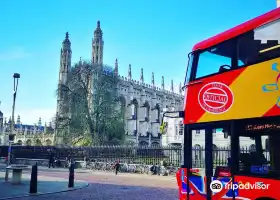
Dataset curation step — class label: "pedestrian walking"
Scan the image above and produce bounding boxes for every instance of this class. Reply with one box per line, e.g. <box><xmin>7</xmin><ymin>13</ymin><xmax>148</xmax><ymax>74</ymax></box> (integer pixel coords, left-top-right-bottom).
<box><xmin>10</xmin><ymin>153</ymin><xmax>15</xmax><ymax>164</ymax></box>
<box><xmin>48</xmin><ymin>151</ymin><xmax>55</xmax><ymax>168</ymax></box>
<box><xmin>65</xmin><ymin>153</ymin><xmax>72</xmax><ymax>168</ymax></box>
<box><xmin>114</xmin><ymin>160</ymin><xmax>120</xmax><ymax>175</ymax></box>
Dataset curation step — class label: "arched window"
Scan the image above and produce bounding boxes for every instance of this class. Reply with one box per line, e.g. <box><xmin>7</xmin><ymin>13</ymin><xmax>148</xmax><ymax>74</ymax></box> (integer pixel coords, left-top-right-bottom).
<box><xmin>131</xmin><ymin>99</ymin><xmax>138</xmax><ymax>120</ymax></box>
<box><xmin>144</xmin><ymin>101</ymin><xmax>150</xmax><ymax>120</ymax></box>
<box><xmin>46</xmin><ymin>139</ymin><xmax>52</xmax><ymax>146</ymax></box>
<box><xmin>155</xmin><ymin>104</ymin><xmax>160</xmax><ymax>122</ymax></box>
<box><xmin>26</xmin><ymin>139</ymin><xmax>32</xmax><ymax>146</ymax></box>
<box><xmin>118</xmin><ymin>96</ymin><xmax>126</xmax><ymax>121</ymax></box>
<box><xmin>145</xmin><ymin>107</ymin><xmax>149</xmax><ymax>118</ymax></box>
<box><xmin>35</xmin><ymin>139</ymin><xmax>42</xmax><ymax>146</ymax></box>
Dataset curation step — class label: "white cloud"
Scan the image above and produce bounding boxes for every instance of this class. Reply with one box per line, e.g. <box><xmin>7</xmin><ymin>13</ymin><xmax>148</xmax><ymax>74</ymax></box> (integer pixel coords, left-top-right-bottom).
<box><xmin>2</xmin><ymin>108</ymin><xmax>56</xmax><ymax>125</ymax></box>
<box><xmin>0</xmin><ymin>47</ymin><xmax>32</xmax><ymax>60</ymax></box>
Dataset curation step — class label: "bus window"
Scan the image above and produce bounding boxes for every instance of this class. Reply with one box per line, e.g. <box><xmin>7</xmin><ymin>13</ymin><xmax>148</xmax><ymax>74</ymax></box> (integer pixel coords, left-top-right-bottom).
<box><xmin>195</xmin><ymin>39</ymin><xmax>236</xmax><ymax>79</ymax></box>
<box><xmin>184</xmin><ymin>53</ymin><xmax>194</xmax><ymax>86</ymax></box>
<box><xmin>212</xmin><ymin>128</ymin><xmax>231</xmax><ymax>177</ymax></box>
<box><xmin>238</xmin><ymin>19</ymin><xmax>280</xmax><ymax>66</ymax></box>
<box><xmin>239</xmin><ymin>135</ymin><xmax>268</xmax><ymax>174</ymax></box>
<box><xmin>192</xmin><ymin>130</ymin><xmax>205</xmax><ymax>168</ymax></box>
<box><xmin>268</xmin><ymin>134</ymin><xmax>280</xmax><ymax>177</ymax></box>
<box><xmin>238</xmin><ymin>133</ymin><xmax>280</xmax><ymax>178</ymax></box>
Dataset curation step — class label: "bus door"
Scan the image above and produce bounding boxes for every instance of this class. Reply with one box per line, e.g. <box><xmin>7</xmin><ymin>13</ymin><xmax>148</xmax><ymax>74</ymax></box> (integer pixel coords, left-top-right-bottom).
<box><xmin>208</xmin><ymin>126</ymin><xmax>234</xmax><ymax>200</ymax></box>
<box><xmin>184</xmin><ymin>126</ymin><xmax>221</xmax><ymax>200</ymax></box>
<box><xmin>185</xmin><ymin>125</ymin><xmax>234</xmax><ymax>200</ymax></box>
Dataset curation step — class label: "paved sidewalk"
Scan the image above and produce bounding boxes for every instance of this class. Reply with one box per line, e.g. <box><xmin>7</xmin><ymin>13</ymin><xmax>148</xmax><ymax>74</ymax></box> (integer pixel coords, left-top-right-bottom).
<box><xmin>11</xmin><ymin>169</ymin><xmax>178</xmax><ymax>200</ymax></box>
<box><xmin>0</xmin><ymin>164</ymin><xmax>177</xmax><ymax>181</ymax></box>
<box><xmin>0</xmin><ymin>172</ymin><xmax>88</xmax><ymax>199</ymax></box>
<box><xmin>0</xmin><ymin>163</ymin><xmax>92</xmax><ymax>173</ymax></box>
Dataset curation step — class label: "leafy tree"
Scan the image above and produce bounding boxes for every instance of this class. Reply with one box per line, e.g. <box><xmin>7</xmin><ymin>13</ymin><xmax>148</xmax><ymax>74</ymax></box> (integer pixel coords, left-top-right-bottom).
<box><xmin>56</xmin><ymin>60</ymin><xmax>125</xmax><ymax>146</ymax></box>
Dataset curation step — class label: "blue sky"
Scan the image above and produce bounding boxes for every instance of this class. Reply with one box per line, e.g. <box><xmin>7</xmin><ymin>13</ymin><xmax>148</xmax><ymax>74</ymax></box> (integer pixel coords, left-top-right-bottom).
<box><xmin>0</xmin><ymin>0</ymin><xmax>277</xmax><ymax>124</ymax></box>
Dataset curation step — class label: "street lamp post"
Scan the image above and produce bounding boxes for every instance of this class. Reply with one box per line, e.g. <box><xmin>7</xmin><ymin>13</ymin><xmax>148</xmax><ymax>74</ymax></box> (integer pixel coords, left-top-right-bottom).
<box><xmin>5</xmin><ymin>73</ymin><xmax>20</xmax><ymax>181</ymax></box>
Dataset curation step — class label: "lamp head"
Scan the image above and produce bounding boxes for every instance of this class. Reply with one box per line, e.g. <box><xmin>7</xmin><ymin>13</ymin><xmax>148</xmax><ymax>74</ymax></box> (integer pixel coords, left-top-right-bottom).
<box><xmin>13</xmin><ymin>73</ymin><xmax>20</xmax><ymax>79</ymax></box>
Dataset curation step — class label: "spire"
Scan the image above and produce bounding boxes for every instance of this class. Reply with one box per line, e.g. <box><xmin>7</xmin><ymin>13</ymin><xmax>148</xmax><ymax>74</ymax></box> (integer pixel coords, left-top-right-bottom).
<box><xmin>161</xmin><ymin>76</ymin><xmax>165</xmax><ymax>90</ymax></box>
<box><xmin>128</xmin><ymin>64</ymin><xmax>132</xmax><ymax>80</ymax></box>
<box><xmin>60</xmin><ymin>32</ymin><xmax>72</xmax><ymax>73</ymax></box>
<box><xmin>17</xmin><ymin>115</ymin><xmax>20</xmax><ymax>125</ymax></box>
<box><xmin>62</xmin><ymin>32</ymin><xmax>71</xmax><ymax>52</ymax></box>
<box><xmin>44</xmin><ymin>122</ymin><xmax>47</xmax><ymax>133</ymax></box>
<box><xmin>114</xmin><ymin>58</ymin><xmax>118</xmax><ymax>75</ymax></box>
<box><xmin>94</xmin><ymin>21</ymin><xmax>103</xmax><ymax>37</ymax></box>
<box><xmin>179</xmin><ymin>82</ymin><xmax>182</xmax><ymax>94</ymax></box>
<box><xmin>171</xmin><ymin>80</ymin><xmax>174</xmax><ymax>92</ymax></box>
<box><xmin>38</xmin><ymin>117</ymin><xmax>42</xmax><ymax>127</ymax></box>
<box><xmin>92</xmin><ymin>21</ymin><xmax>104</xmax><ymax>65</ymax></box>
<box><xmin>140</xmin><ymin>68</ymin><xmax>144</xmax><ymax>84</ymax></box>
<box><xmin>152</xmin><ymin>72</ymin><xmax>155</xmax><ymax>87</ymax></box>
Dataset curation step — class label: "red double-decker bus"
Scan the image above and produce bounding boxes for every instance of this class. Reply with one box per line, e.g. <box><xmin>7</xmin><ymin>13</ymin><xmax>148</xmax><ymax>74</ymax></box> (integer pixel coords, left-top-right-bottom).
<box><xmin>162</xmin><ymin>6</ymin><xmax>280</xmax><ymax>200</ymax></box>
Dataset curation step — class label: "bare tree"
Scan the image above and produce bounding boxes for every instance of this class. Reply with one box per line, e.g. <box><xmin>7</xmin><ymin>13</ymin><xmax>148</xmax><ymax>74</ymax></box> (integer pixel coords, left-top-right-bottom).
<box><xmin>56</xmin><ymin>60</ymin><xmax>125</xmax><ymax>146</ymax></box>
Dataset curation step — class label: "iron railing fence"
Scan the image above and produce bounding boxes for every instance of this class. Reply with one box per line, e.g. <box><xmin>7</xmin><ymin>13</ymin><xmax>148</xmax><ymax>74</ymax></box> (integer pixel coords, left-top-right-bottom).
<box><xmin>0</xmin><ymin>145</ymin><xmax>269</xmax><ymax>168</ymax></box>
<box><xmin>0</xmin><ymin>145</ymin><xmax>182</xmax><ymax>166</ymax></box>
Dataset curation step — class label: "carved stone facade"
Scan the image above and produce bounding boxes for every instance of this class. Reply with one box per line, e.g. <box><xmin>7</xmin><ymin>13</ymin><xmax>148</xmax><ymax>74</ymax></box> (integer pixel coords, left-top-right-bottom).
<box><xmin>117</xmin><ymin>70</ymin><xmax>184</xmax><ymax>146</ymax></box>
<box><xmin>0</xmin><ymin>115</ymin><xmax>55</xmax><ymax>146</ymax></box>
<box><xmin>56</xmin><ymin>21</ymin><xmax>184</xmax><ymax>146</ymax></box>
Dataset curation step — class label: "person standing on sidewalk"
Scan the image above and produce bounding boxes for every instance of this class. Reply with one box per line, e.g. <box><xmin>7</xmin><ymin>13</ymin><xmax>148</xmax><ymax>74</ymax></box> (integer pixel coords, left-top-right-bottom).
<box><xmin>114</xmin><ymin>160</ymin><xmax>120</xmax><ymax>175</ymax></box>
<box><xmin>48</xmin><ymin>151</ymin><xmax>55</xmax><ymax>168</ymax></box>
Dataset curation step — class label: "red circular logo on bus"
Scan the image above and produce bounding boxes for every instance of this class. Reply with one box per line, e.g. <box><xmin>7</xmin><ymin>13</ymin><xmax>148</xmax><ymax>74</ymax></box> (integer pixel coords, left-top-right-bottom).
<box><xmin>198</xmin><ymin>82</ymin><xmax>234</xmax><ymax>114</ymax></box>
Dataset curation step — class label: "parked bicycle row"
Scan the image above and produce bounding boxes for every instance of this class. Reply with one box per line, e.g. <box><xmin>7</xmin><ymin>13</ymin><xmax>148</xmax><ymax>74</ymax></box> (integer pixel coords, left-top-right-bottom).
<box><xmin>83</xmin><ymin>160</ymin><xmax>179</xmax><ymax>176</ymax></box>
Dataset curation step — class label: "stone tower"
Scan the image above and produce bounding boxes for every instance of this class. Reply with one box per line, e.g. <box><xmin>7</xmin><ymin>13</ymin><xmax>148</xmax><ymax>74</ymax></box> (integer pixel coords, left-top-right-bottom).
<box><xmin>92</xmin><ymin>21</ymin><xmax>104</xmax><ymax>65</ymax></box>
<box><xmin>89</xmin><ymin>21</ymin><xmax>104</xmax><ymax>112</ymax></box>
<box><xmin>56</xmin><ymin>32</ymin><xmax>72</xmax><ymax>122</ymax></box>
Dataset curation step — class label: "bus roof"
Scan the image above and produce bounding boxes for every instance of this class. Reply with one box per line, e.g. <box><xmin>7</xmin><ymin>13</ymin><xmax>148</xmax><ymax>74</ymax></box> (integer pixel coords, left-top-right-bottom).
<box><xmin>193</xmin><ymin>7</ymin><xmax>280</xmax><ymax>51</ymax></box>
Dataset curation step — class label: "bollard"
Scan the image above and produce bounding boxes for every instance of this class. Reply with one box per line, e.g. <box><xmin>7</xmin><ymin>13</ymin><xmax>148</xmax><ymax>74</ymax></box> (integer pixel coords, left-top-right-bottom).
<box><xmin>4</xmin><ymin>168</ymin><xmax>9</xmax><ymax>182</ymax></box>
<box><xmin>29</xmin><ymin>163</ymin><xmax>38</xmax><ymax>194</ymax></box>
<box><xmin>68</xmin><ymin>163</ymin><xmax>75</xmax><ymax>188</ymax></box>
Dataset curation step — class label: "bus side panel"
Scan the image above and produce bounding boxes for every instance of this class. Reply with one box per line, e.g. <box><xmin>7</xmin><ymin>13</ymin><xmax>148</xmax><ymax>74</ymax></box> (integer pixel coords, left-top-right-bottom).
<box><xmin>177</xmin><ymin>168</ymin><xmax>280</xmax><ymax>199</ymax></box>
<box><xmin>234</xmin><ymin>175</ymin><xmax>280</xmax><ymax>199</ymax></box>
<box><xmin>184</xmin><ymin>58</ymin><xmax>280</xmax><ymax>124</ymax></box>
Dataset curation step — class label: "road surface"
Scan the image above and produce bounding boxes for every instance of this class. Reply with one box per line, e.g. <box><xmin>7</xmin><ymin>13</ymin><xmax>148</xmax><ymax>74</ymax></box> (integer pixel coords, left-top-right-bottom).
<box><xmin>20</xmin><ymin>169</ymin><xmax>178</xmax><ymax>200</ymax></box>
